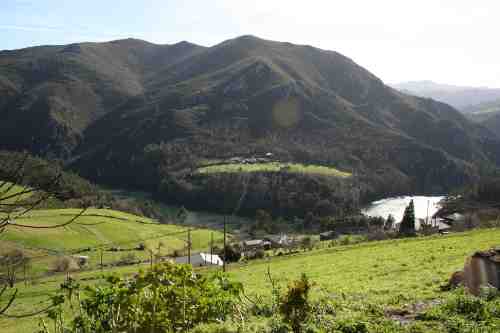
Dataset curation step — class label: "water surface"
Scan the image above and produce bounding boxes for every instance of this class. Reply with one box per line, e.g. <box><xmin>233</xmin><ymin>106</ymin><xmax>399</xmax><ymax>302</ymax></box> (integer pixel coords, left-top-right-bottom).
<box><xmin>362</xmin><ymin>195</ymin><xmax>445</xmax><ymax>227</ymax></box>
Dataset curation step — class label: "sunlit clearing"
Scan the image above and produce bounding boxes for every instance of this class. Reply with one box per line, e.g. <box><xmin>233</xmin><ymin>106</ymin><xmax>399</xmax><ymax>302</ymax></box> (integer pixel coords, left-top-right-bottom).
<box><xmin>272</xmin><ymin>97</ymin><xmax>301</xmax><ymax>128</ymax></box>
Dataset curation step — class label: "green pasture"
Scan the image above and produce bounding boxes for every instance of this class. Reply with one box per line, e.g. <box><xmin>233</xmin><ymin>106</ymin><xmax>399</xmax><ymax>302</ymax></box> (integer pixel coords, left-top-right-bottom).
<box><xmin>196</xmin><ymin>162</ymin><xmax>352</xmax><ymax>178</ymax></box>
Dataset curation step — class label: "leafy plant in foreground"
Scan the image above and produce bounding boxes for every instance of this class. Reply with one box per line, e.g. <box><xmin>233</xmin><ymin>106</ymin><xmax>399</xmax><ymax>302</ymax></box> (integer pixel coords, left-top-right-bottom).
<box><xmin>279</xmin><ymin>273</ymin><xmax>313</xmax><ymax>333</ymax></box>
<box><xmin>39</xmin><ymin>262</ymin><xmax>243</xmax><ymax>333</ymax></box>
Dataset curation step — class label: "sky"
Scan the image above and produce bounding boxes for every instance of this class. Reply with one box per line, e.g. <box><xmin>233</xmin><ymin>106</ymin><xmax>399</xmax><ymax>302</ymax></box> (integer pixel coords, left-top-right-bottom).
<box><xmin>1</xmin><ymin>0</ymin><xmax>499</xmax><ymax>88</ymax></box>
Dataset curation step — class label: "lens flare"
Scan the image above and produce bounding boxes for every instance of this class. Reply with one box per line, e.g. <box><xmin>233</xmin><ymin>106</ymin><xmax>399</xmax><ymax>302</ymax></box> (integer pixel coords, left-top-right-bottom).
<box><xmin>272</xmin><ymin>97</ymin><xmax>301</xmax><ymax>128</ymax></box>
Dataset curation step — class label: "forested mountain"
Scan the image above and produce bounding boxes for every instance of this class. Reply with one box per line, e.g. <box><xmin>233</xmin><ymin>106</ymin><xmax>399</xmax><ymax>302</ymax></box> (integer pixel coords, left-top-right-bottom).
<box><xmin>0</xmin><ymin>38</ymin><xmax>205</xmax><ymax>157</ymax></box>
<box><xmin>463</xmin><ymin>99</ymin><xmax>500</xmax><ymax>134</ymax></box>
<box><xmin>2</xmin><ymin>36</ymin><xmax>500</xmax><ymax>217</ymax></box>
<box><xmin>392</xmin><ymin>81</ymin><xmax>500</xmax><ymax>110</ymax></box>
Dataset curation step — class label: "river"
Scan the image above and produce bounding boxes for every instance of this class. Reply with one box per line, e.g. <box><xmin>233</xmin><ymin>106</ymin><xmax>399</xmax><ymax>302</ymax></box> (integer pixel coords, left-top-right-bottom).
<box><xmin>362</xmin><ymin>195</ymin><xmax>445</xmax><ymax>228</ymax></box>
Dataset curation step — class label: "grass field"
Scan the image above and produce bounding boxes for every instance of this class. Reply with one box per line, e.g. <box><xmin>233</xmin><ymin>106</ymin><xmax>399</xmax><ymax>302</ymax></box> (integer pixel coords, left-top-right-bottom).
<box><xmin>0</xmin><ymin>208</ymin><xmax>224</xmax><ymax>275</ymax></box>
<box><xmin>196</xmin><ymin>162</ymin><xmax>352</xmax><ymax>178</ymax></box>
<box><xmin>229</xmin><ymin>228</ymin><xmax>500</xmax><ymax>303</ymax></box>
<box><xmin>1</xmin><ymin>228</ymin><xmax>499</xmax><ymax>332</ymax></box>
<box><xmin>0</xmin><ymin>181</ymin><xmax>32</xmax><ymax>204</ymax></box>
<box><xmin>104</xmin><ymin>188</ymin><xmax>253</xmax><ymax>230</ymax></box>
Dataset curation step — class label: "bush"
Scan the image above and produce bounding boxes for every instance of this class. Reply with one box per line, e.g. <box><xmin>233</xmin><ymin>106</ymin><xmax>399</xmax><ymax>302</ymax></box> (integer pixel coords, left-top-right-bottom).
<box><xmin>280</xmin><ymin>274</ymin><xmax>313</xmax><ymax>333</ymax></box>
<box><xmin>254</xmin><ymin>249</ymin><xmax>266</xmax><ymax>259</ymax></box>
<box><xmin>301</xmin><ymin>236</ymin><xmax>317</xmax><ymax>251</ymax></box>
<box><xmin>333</xmin><ymin>319</ymin><xmax>369</xmax><ymax>333</ymax></box>
<box><xmin>43</xmin><ymin>263</ymin><xmax>243</xmax><ymax>333</ymax></box>
<box><xmin>221</xmin><ymin>244</ymin><xmax>242</xmax><ymax>263</ymax></box>
<box><xmin>0</xmin><ymin>249</ymin><xmax>30</xmax><ymax>287</ymax></box>
<box><xmin>172</xmin><ymin>249</ymin><xmax>184</xmax><ymax>258</ymax></box>
<box><xmin>246</xmin><ymin>249</ymin><xmax>266</xmax><ymax>260</ymax></box>
<box><xmin>52</xmin><ymin>256</ymin><xmax>78</xmax><ymax>273</ymax></box>
<box><xmin>118</xmin><ymin>252</ymin><xmax>137</xmax><ymax>265</ymax></box>
<box><xmin>420</xmin><ymin>288</ymin><xmax>500</xmax><ymax>331</ymax></box>
<box><xmin>366</xmin><ymin>228</ymin><xmax>391</xmax><ymax>241</ymax></box>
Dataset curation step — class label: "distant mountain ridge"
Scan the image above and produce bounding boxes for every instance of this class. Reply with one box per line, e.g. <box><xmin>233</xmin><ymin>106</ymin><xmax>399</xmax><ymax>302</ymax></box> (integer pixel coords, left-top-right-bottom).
<box><xmin>392</xmin><ymin>81</ymin><xmax>500</xmax><ymax>110</ymax></box>
<box><xmin>464</xmin><ymin>99</ymin><xmax>500</xmax><ymax>134</ymax></box>
<box><xmin>0</xmin><ymin>38</ymin><xmax>206</xmax><ymax>157</ymax></box>
<box><xmin>1</xmin><ymin>35</ymin><xmax>500</xmax><ymax>215</ymax></box>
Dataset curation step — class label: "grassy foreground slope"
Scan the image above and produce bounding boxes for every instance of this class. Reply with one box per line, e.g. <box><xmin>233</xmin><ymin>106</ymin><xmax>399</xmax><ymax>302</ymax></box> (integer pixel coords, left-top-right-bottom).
<box><xmin>0</xmin><ymin>208</ymin><xmax>223</xmax><ymax>274</ymax></box>
<box><xmin>230</xmin><ymin>228</ymin><xmax>500</xmax><ymax>302</ymax></box>
<box><xmin>1</xmin><ymin>228</ymin><xmax>499</xmax><ymax>332</ymax></box>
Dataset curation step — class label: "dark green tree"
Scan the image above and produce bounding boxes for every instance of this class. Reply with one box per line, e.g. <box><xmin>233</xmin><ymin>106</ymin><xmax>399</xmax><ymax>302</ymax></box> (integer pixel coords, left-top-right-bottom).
<box><xmin>399</xmin><ymin>200</ymin><xmax>416</xmax><ymax>236</ymax></box>
<box><xmin>385</xmin><ymin>214</ymin><xmax>396</xmax><ymax>230</ymax></box>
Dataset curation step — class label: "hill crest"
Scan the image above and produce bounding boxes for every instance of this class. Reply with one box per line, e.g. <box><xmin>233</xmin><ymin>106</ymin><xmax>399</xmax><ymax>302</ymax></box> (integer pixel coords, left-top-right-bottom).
<box><xmin>1</xmin><ymin>35</ymin><xmax>500</xmax><ymax>213</ymax></box>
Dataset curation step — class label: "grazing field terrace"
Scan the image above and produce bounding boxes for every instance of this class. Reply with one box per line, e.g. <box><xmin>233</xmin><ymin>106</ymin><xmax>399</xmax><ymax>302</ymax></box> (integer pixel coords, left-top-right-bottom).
<box><xmin>196</xmin><ymin>162</ymin><xmax>352</xmax><ymax>178</ymax></box>
<box><xmin>0</xmin><ymin>208</ymin><xmax>224</xmax><ymax>275</ymax></box>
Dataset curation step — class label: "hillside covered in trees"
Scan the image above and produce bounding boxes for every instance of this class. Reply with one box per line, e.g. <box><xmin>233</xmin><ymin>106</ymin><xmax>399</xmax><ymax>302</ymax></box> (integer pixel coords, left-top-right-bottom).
<box><xmin>1</xmin><ymin>36</ymin><xmax>500</xmax><ymax>217</ymax></box>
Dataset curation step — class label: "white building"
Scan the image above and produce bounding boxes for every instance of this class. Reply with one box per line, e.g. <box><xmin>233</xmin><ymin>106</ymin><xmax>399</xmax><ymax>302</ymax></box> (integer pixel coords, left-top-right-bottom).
<box><xmin>174</xmin><ymin>253</ymin><xmax>223</xmax><ymax>267</ymax></box>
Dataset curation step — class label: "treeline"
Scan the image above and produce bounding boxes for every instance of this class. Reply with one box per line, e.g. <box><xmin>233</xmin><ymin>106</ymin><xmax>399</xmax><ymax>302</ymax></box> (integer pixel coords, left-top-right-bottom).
<box><xmin>70</xmin><ymin>122</ymin><xmax>482</xmax><ymax>222</ymax></box>
<box><xmin>0</xmin><ymin>150</ymin><xmax>97</xmax><ymax>201</ymax></box>
<box><xmin>158</xmin><ymin>171</ymin><xmax>358</xmax><ymax>219</ymax></box>
<box><xmin>440</xmin><ymin>173</ymin><xmax>500</xmax><ymax>216</ymax></box>
<box><xmin>0</xmin><ymin>150</ymin><xmax>168</xmax><ymax>219</ymax></box>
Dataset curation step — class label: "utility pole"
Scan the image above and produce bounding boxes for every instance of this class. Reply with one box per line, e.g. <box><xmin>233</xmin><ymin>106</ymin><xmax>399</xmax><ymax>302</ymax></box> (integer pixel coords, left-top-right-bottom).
<box><xmin>210</xmin><ymin>232</ymin><xmax>213</xmax><ymax>261</ymax></box>
<box><xmin>223</xmin><ymin>215</ymin><xmax>227</xmax><ymax>272</ymax></box>
<box><xmin>149</xmin><ymin>249</ymin><xmax>153</xmax><ymax>269</ymax></box>
<box><xmin>426</xmin><ymin>200</ymin><xmax>430</xmax><ymax>225</ymax></box>
<box><xmin>100</xmin><ymin>249</ymin><xmax>103</xmax><ymax>272</ymax></box>
<box><xmin>157</xmin><ymin>242</ymin><xmax>162</xmax><ymax>263</ymax></box>
<box><xmin>23</xmin><ymin>260</ymin><xmax>27</xmax><ymax>287</ymax></box>
<box><xmin>187</xmin><ymin>229</ymin><xmax>191</xmax><ymax>265</ymax></box>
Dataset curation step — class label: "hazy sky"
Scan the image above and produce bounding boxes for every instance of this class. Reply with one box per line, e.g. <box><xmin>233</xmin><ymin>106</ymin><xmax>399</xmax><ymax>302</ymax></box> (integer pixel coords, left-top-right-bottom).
<box><xmin>1</xmin><ymin>0</ymin><xmax>499</xmax><ymax>88</ymax></box>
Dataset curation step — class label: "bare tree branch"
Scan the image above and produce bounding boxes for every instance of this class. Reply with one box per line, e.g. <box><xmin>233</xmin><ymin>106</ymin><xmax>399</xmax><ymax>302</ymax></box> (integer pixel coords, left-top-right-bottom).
<box><xmin>0</xmin><ymin>152</ymin><xmax>85</xmax><ymax>317</ymax></box>
<box><xmin>7</xmin><ymin>207</ymin><xmax>88</xmax><ymax>229</ymax></box>
<box><xmin>0</xmin><ymin>286</ymin><xmax>17</xmax><ymax>315</ymax></box>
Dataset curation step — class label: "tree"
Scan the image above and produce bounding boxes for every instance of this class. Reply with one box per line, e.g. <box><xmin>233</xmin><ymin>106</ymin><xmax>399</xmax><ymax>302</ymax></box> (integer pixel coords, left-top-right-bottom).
<box><xmin>221</xmin><ymin>244</ymin><xmax>242</xmax><ymax>263</ymax></box>
<box><xmin>0</xmin><ymin>249</ymin><xmax>30</xmax><ymax>287</ymax></box>
<box><xmin>385</xmin><ymin>214</ymin><xmax>396</xmax><ymax>231</ymax></box>
<box><xmin>303</xmin><ymin>212</ymin><xmax>315</xmax><ymax>230</ymax></box>
<box><xmin>176</xmin><ymin>206</ymin><xmax>189</xmax><ymax>224</ymax></box>
<box><xmin>399</xmin><ymin>200</ymin><xmax>416</xmax><ymax>236</ymax></box>
<box><xmin>0</xmin><ymin>152</ymin><xmax>87</xmax><ymax>315</ymax></box>
<box><xmin>256</xmin><ymin>209</ymin><xmax>272</xmax><ymax>227</ymax></box>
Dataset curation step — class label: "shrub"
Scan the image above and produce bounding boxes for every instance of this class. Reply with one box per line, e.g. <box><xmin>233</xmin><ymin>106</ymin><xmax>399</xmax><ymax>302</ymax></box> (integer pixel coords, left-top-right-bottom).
<box><xmin>366</xmin><ymin>228</ymin><xmax>391</xmax><ymax>241</ymax></box>
<box><xmin>246</xmin><ymin>249</ymin><xmax>266</xmax><ymax>260</ymax></box>
<box><xmin>118</xmin><ymin>252</ymin><xmax>137</xmax><ymax>265</ymax></box>
<box><xmin>0</xmin><ymin>249</ymin><xmax>30</xmax><ymax>287</ymax></box>
<box><xmin>443</xmin><ymin>292</ymin><xmax>489</xmax><ymax>321</ymax></box>
<box><xmin>172</xmin><ymin>249</ymin><xmax>183</xmax><ymax>258</ymax></box>
<box><xmin>43</xmin><ymin>263</ymin><xmax>243</xmax><ymax>333</ymax></box>
<box><xmin>52</xmin><ymin>256</ymin><xmax>78</xmax><ymax>273</ymax></box>
<box><xmin>280</xmin><ymin>274</ymin><xmax>313</xmax><ymax>333</ymax></box>
<box><xmin>420</xmin><ymin>288</ymin><xmax>500</xmax><ymax>331</ymax></box>
<box><xmin>221</xmin><ymin>244</ymin><xmax>242</xmax><ymax>263</ymax></box>
<box><xmin>254</xmin><ymin>249</ymin><xmax>266</xmax><ymax>259</ymax></box>
<box><xmin>333</xmin><ymin>319</ymin><xmax>368</xmax><ymax>333</ymax></box>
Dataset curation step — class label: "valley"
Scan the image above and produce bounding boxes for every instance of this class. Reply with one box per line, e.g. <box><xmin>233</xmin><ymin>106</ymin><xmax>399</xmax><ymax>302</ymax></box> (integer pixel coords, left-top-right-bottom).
<box><xmin>1</xmin><ymin>32</ymin><xmax>500</xmax><ymax>333</ymax></box>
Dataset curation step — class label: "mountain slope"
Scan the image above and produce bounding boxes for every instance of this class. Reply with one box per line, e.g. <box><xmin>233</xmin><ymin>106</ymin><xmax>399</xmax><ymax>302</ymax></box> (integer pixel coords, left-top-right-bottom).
<box><xmin>464</xmin><ymin>99</ymin><xmax>500</xmax><ymax>134</ymax></box>
<box><xmin>0</xmin><ymin>39</ymin><xmax>205</xmax><ymax>157</ymax></box>
<box><xmin>392</xmin><ymin>81</ymin><xmax>500</xmax><ymax>111</ymax></box>
<box><xmin>1</xmin><ymin>36</ymin><xmax>500</xmax><ymax>216</ymax></box>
